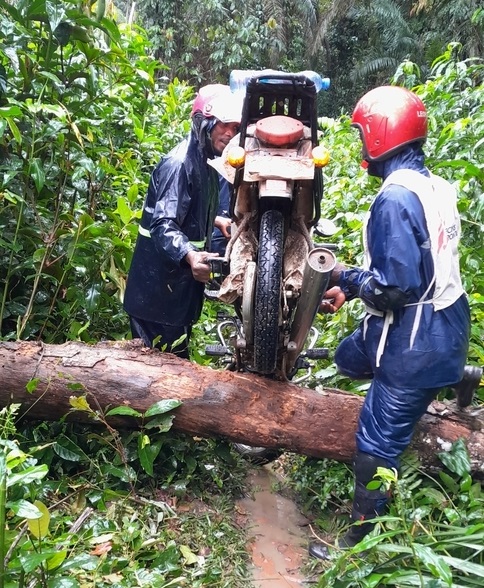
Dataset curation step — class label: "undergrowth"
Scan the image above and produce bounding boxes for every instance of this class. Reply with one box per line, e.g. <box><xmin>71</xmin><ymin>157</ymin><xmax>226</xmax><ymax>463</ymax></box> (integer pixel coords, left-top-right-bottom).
<box><xmin>280</xmin><ymin>442</ymin><xmax>484</xmax><ymax>587</ymax></box>
<box><xmin>0</xmin><ymin>404</ymin><xmax>252</xmax><ymax>588</ymax></box>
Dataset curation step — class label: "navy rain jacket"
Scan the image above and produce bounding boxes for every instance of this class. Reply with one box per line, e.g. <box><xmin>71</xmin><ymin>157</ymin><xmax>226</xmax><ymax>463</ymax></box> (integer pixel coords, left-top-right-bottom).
<box><xmin>337</xmin><ymin>144</ymin><xmax>470</xmax><ymax>389</ymax></box>
<box><xmin>124</xmin><ymin>125</ymin><xmax>220</xmax><ymax>327</ymax></box>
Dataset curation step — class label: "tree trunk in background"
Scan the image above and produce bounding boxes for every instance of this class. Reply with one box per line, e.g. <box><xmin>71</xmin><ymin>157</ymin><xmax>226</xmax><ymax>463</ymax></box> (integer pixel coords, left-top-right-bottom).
<box><xmin>1</xmin><ymin>341</ymin><xmax>483</xmax><ymax>474</ymax></box>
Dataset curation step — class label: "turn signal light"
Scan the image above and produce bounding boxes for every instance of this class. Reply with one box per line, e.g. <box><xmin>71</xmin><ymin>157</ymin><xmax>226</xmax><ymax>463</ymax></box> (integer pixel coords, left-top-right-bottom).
<box><xmin>312</xmin><ymin>145</ymin><xmax>330</xmax><ymax>167</ymax></box>
<box><xmin>227</xmin><ymin>146</ymin><xmax>246</xmax><ymax>168</ymax></box>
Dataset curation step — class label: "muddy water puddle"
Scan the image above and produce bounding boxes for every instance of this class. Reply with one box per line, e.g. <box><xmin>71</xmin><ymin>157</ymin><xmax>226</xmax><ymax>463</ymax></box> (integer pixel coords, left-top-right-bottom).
<box><xmin>237</xmin><ymin>464</ymin><xmax>310</xmax><ymax>587</ymax></box>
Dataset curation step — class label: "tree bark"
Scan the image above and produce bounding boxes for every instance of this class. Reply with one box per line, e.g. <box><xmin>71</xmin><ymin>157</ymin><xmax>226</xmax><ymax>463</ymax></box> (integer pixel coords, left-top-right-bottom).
<box><xmin>1</xmin><ymin>340</ymin><xmax>483</xmax><ymax>473</ymax></box>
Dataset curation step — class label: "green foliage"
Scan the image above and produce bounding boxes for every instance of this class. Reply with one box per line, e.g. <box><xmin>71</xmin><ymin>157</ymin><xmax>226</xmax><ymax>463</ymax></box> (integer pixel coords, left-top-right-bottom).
<box><xmin>321</xmin><ymin>0</ymin><xmax>484</xmax><ymax>115</ymax></box>
<box><xmin>278</xmin><ymin>454</ymin><xmax>354</xmax><ymax>524</ymax></box>
<box><xmin>305</xmin><ymin>445</ymin><xmax>484</xmax><ymax>587</ymax></box>
<box><xmin>0</xmin><ymin>0</ymin><xmax>193</xmax><ymax>343</ymax></box>
<box><xmin>1</xmin><ymin>400</ymin><xmax>251</xmax><ymax>588</ymax></box>
<box><xmin>128</xmin><ymin>0</ymin><xmax>277</xmax><ymax>85</ymax></box>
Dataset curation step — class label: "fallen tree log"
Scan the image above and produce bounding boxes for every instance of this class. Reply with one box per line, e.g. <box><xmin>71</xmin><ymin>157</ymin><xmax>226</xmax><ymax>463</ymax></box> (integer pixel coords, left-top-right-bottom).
<box><xmin>1</xmin><ymin>340</ymin><xmax>483</xmax><ymax>474</ymax></box>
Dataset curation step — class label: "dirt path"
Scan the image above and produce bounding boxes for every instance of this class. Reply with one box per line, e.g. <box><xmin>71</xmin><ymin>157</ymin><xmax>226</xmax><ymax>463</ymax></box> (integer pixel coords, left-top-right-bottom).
<box><xmin>237</xmin><ymin>464</ymin><xmax>310</xmax><ymax>587</ymax></box>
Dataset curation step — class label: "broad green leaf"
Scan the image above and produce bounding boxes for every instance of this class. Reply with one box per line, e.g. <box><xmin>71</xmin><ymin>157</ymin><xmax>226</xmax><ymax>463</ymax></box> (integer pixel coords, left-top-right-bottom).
<box><xmin>441</xmin><ymin>555</ymin><xmax>484</xmax><ymax>578</ymax></box>
<box><xmin>438</xmin><ymin>471</ymin><xmax>459</xmax><ymax>494</ymax></box>
<box><xmin>26</xmin><ymin>378</ymin><xmax>40</xmax><ymax>394</ymax></box>
<box><xmin>144</xmin><ymin>399</ymin><xmax>182</xmax><ymax>418</ymax></box>
<box><xmin>438</xmin><ymin>438</ymin><xmax>471</xmax><ymax>477</ymax></box>
<box><xmin>37</xmin><ymin>70</ymin><xmax>63</xmax><ymax>86</ymax></box>
<box><xmin>115</xmin><ymin>196</ymin><xmax>134</xmax><ymax>224</ymax></box>
<box><xmin>98</xmin><ymin>17</ymin><xmax>121</xmax><ymax>42</ymax></box>
<box><xmin>6</xmin><ymin>117</ymin><xmax>21</xmax><ymax>143</ymax></box>
<box><xmin>105</xmin><ymin>406</ymin><xmax>142</xmax><ymax>418</ymax></box>
<box><xmin>30</xmin><ymin>158</ymin><xmax>45</xmax><ymax>193</ymax></box>
<box><xmin>144</xmin><ymin>414</ymin><xmax>175</xmax><ymax>432</ymax></box>
<box><xmin>69</xmin><ymin>120</ymin><xmax>84</xmax><ymax>147</ymax></box>
<box><xmin>135</xmin><ymin>68</ymin><xmax>153</xmax><ymax>84</ymax></box>
<box><xmin>20</xmin><ymin>550</ymin><xmax>59</xmax><ymax>574</ymax></box>
<box><xmin>460</xmin><ymin>473</ymin><xmax>472</xmax><ymax>492</ymax></box>
<box><xmin>142</xmin><ymin>439</ymin><xmax>162</xmax><ymax>477</ymax></box>
<box><xmin>40</xmin><ymin>103</ymin><xmax>67</xmax><ymax>118</ymax></box>
<box><xmin>27</xmin><ymin>0</ymin><xmax>48</xmax><ymax>18</ymax></box>
<box><xmin>0</xmin><ymin>105</ymin><xmax>22</xmax><ymax>117</ymax></box>
<box><xmin>413</xmin><ymin>544</ymin><xmax>452</xmax><ymax>585</ymax></box>
<box><xmin>361</xmin><ymin>574</ymin><xmax>386</xmax><ymax>588</ymax></box>
<box><xmin>213</xmin><ymin>442</ymin><xmax>237</xmax><ymax>465</ymax></box>
<box><xmin>126</xmin><ymin>184</ymin><xmax>139</xmax><ymax>204</ymax></box>
<box><xmin>7</xmin><ymin>464</ymin><xmax>48</xmax><ymax>488</ymax></box>
<box><xmin>53</xmin><ymin>435</ymin><xmax>89</xmax><ymax>462</ymax></box>
<box><xmin>47</xmin><ymin>576</ymin><xmax>80</xmax><ymax>588</ymax></box>
<box><xmin>9</xmin><ymin>499</ymin><xmax>42</xmax><ymax>519</ymax></box>
<box><xmin>101</xmin><ymin>464</ymin><xmax>136</xmax><ymax>483</ymax></box>
<box><xmin>5</xmin><ymin>445</ymin><xmax>26</xmax><ymax>469</ymax></box>
<box><xmin>46</xmin><ymin>0</ymin><xmax>66</xmax><ymax>32</ymax></box>
<box><xmin>56</xmin><ymin>553</ymin><xmax>99</xmax><ymax>572</ymax></box>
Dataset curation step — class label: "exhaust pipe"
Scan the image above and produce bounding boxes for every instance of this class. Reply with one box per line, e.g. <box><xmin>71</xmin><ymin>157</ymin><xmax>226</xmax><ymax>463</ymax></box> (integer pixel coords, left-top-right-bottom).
<box><xmin>286</xmin><ymin>247</ymin><xmax>336</xmax><ymax>372</ymax></box>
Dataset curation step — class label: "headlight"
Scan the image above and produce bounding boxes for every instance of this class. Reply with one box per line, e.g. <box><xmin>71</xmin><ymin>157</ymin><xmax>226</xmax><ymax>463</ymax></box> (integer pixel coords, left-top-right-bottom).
<box><xmin>312</xmin><ymin>145</ymin><xmax>330</xmax><ymax>167</ymax></box>
<box><xmin>227</xmin><ymin>146</ymin><xmax>246</xmax><ymax>168</ymax></box>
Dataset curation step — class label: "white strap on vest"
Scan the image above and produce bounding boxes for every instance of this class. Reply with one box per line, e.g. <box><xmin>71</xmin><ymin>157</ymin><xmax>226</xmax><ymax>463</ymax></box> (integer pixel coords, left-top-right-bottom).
<box><xmin>363</xmin><ymin>306</ymin><xmax>394</xmax><ymax>368</ymax></box>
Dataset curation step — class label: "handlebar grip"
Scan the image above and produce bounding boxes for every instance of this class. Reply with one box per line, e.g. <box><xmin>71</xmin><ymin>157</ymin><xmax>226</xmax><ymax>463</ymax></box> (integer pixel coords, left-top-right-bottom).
<box><xmin>306</xmin><ymin>348</ymin><xmax>330</xmax><ymax>360</ymax></box>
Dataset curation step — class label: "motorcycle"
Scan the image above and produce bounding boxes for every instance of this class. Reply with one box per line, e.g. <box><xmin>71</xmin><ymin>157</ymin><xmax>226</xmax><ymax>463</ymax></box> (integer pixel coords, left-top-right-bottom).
<box><xmin>206</xmin><ymin>69</ymin><xmax>337</xmax><ymax>386</ymax></box>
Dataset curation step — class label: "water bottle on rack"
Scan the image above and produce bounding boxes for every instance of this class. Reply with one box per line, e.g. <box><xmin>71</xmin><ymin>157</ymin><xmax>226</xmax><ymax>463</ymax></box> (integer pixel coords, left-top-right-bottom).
<box><xmin>299</xmin><ymin>70</ymin><xmax>331</xmax><ymax>92</ymax></box>
<box><xmin>229</xmin><ymin>69</ymin><xmax>330</xmax><ymax>94</ymax></box>
<box><xmin>229</xmin><ymin>69</ymin><xmax>279</xmax><ymax>94</ymax></box>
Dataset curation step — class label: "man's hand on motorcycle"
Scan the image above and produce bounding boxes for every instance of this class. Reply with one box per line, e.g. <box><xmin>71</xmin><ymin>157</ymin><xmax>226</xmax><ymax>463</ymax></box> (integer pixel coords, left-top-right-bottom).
<box><xmin>214</xmin><ymin>216</ymin><xmax>232</xmax><ymax>239</ymax></box>
<box><xmin>328</xmin><ymin>262</ymin><xmax>347</xmax><ymax>287</ymax></box>
<box><xmin>185</xmin><ymin>251</ymin><xmax>219</xmax><ymax>283</ymax></box>
<box><xmin>319</xmin><ymin>286</ymin><xmax>346</xmax><ymax>314</ymax></box>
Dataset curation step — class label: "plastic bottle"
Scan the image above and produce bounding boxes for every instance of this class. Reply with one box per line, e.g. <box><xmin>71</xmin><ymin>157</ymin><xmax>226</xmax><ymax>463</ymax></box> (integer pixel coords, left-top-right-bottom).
<box><xmin>229</xmin><ymin>69</ymin><xmax>280</xmax><ymax>93</ymax></box>
<box><xmin>229</xmin><ymin>69</ymin><xmax>330</xmax><ymax>94</ymax></box>
<box><xmin>299</xmin><ymin>70</ymin><xmax>331</xmax><ymax>92</ymax></box>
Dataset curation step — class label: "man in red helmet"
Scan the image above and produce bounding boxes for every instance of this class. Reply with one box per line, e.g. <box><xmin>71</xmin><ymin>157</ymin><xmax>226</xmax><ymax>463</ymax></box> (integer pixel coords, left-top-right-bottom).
<box><xmin>310</xmin><ymin>85</ymin><xmax>480</xmax><ymax>558</ymax></box>
<box><xmin>123</xmin><ymin>85</ymin><xmax>242</xmax><ymax>357</ymax></box>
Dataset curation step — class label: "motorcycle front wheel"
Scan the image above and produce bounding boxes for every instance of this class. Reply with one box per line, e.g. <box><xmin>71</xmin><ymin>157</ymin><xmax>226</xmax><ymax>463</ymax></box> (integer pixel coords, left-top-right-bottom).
<box><xmin>254</xmin><ymin>209</ymin><xmax>284</xmax><ymax>374</ymax></box>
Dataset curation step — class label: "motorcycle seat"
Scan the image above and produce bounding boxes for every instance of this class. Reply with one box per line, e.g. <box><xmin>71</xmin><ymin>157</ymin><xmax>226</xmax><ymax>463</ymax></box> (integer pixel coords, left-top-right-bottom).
<box><xmin>255</xmin><ymin>115</ymin><xmax>305</xmax><ymax>146</ymax></box>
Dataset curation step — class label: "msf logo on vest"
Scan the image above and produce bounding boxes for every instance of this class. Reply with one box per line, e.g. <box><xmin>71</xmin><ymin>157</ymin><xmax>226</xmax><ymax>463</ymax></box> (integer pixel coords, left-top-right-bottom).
<box><xmin>437</xmin><ymin>221</ymin><xmax>458</xmax><ymax>252</ymax></box>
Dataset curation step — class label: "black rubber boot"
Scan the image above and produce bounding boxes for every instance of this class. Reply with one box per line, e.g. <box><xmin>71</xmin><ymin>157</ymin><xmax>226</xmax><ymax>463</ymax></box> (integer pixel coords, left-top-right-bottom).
<box><xmin>452</xmin><ymin>365</ymin><xmax>482</xmax><ymax>408</ymax></box>
<box><xmin>309</xmin><ymin>452</ymin><xmax>390</xmax><ymax>560</ymax></box>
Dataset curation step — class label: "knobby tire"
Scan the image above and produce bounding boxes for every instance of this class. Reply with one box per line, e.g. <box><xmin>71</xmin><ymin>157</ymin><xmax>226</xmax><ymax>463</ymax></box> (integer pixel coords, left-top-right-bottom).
<box><xmin>254</xmin><ymin>209</ymin><xmax>284</xmax><ymax>374</ymax></box>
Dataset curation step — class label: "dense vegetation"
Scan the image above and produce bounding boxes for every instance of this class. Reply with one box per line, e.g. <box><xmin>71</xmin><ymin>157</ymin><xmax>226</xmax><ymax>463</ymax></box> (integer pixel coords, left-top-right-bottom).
<box><xmin>0</xmin><ymin>1</ymin><xmax>483</xmax><ymax>587</ymax></box>
<box><xmin>126</xmin><ymin>0</ymin><xmax>484</xmax><ymax>115</ymax></box>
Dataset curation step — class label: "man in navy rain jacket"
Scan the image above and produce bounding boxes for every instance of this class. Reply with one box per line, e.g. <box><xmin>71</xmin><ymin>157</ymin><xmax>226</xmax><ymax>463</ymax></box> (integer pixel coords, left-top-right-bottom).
<box><xmin>310</xmin><ymin>86</ymin><xmax>480</xmax><ymax>559</ymax></box>
<box><xmin>124</xmin><ymin>85</ymin><xmax>242</xmax><ymax>357</ymax></box>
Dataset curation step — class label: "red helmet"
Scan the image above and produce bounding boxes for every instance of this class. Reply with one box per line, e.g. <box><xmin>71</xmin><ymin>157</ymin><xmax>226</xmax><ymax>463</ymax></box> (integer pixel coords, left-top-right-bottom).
<box><xmin>351</xmin><ymin>86</ymin><xmax>427</xmax><ymax>161</ymax></box>
<box><xmin>191</xmin><ymin>84</ymin><xmax>242</xmax><ymax>123</ymax></box>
